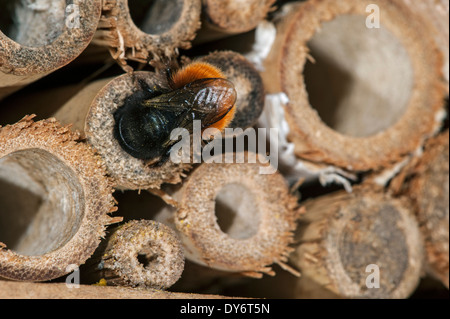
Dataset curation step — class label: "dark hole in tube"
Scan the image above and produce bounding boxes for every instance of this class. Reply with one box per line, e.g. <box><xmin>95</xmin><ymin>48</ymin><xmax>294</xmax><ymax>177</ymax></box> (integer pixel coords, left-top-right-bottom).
<box><xmin>128</xmin><ymin>0</ymin><xmax>184</xmax><ymax>35</ymax></box>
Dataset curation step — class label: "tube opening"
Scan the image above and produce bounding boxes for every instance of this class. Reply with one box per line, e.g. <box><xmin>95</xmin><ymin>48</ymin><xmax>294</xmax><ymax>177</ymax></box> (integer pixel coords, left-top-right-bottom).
<box><xmin>0</xmin><ymin>0</ymin><xmax>68</xmax><ymax>47</ymax></box>
<box><xmin>0</xmin><ymin>149</ymin><xmax>85</xmax><ymax>256</ymax></box>
<box><xmin>304</xmin><ymin>15</ymin><xmax>413</xmax><ymax>137</ymax></box>
<box><xmin>214</xmin><ymin>183</ymin><xmax>260</xmax><ymax>239</ymax></box>
<box><xmin>137</xmin><ymin>248</ymin><xmax>158</xmax><ymax>270</ymax></box>
<box><xmin>128</xmin><ymin>0</ymin><xmax>184</xmax><ymax>35</ymax></box>
<box><xmin>338</xmin><ymin>203</ymin><xmax>408</xmax><ymax>295</ymax></box>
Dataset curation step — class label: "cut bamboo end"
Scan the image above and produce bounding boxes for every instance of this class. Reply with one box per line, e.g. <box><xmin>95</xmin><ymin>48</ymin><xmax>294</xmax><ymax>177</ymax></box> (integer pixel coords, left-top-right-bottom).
<box><xmin>0</xmin><ymin>116</ymin><xmax>117</xmax><ymax>281</ymax></box>
<box><xmin>88</xmin><ymin>72</ymin><xmax>192</xmax><ymax>190</ymax></box>
<box><xmin>202</xmin><ymin>0</ymin><xmax>276</xmax><ymax>34</ymax></box>
<box><xmin>199</xmin><ymin>51</ymin><xmax>265</xmax><ymax>130</ymax></box>
<box><xmin>94</xmin><ymin>0</ymin><xmax>201</xmax><ymax>65</ymax></box>
<box><xmin>0</xmin><ymin>0</ymin><xmax>102</xmax><ymax>100</ymax></box>
<box><xmin>54</xmin><ymin>72</ymin><xmax>191</xmax><ymax>190</ymax></box>
<box><xmin>401</xmin><ymin>0</ymin><xmax>449</xmax><ymax>91</ymax></box>
<box><xmin>165</xmin><ymin>156</ymin><xmax>301</xmax><ymax>277</ymax></box>
<box><xmin>87</xmin><ymin>220</ymin><xmax>184</xmax><ymax>289</ymax></box>
<box><xmin>401</xmin><ymin>131</ymin><xmax>449</xmax><ymax>287</ymax></box>
<box><xmin>292</xmin><ymin>189</ymin><xmax>424</xmax><ymax>299</ymax></box>
<box><xmin>262</xmin><ymin>0</ymin><xmax>447</xmax><ymax>171</ymax></box>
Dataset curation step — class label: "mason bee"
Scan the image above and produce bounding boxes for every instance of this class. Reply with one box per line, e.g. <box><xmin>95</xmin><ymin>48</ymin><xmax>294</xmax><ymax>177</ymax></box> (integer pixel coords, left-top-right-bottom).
<box><xmin>113</xmin><ymin>62</ymin><xmax>237</xmax><ymax>165</ymax></box>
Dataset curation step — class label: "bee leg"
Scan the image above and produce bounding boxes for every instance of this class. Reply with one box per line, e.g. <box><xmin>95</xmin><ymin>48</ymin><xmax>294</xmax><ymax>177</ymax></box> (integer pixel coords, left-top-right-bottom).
<box><xmin>158</xmin><ymin>154</ymin><xmax>171</xmax><ymax>167</ymax></box>
<box><xmin>136</xmin><ymin>79</ymin><xmax>164</xmax><ymax>99</ymax></box>
<box><xmin>149</xmin><ymin>155</ymin><xmax>169</xmax><ymax>168</ymax></box>
<box><xmin>145</xmin><ymin>147</ymin><xmax>172</xmax><ymax>168</ymax></box>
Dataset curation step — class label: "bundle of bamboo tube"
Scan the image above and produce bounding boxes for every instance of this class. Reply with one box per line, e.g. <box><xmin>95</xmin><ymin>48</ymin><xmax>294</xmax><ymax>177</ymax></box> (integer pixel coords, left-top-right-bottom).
<box><xmin>0</xmin><ymin>0</ymin><xmax>448</xmax><ymax>299</ymax></box>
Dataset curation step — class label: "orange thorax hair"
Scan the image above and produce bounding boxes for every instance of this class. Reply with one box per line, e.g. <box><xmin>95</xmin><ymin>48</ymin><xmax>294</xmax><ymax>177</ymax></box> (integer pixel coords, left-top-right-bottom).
<box><xmin>171</xmin><ymin>62</ymin><xmax>236</xmax><ymax>132</ymax></box>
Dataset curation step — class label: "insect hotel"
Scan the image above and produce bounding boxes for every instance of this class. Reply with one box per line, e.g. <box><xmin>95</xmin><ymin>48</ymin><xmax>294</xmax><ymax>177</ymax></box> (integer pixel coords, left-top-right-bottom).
<box><xmin>0</xmin><ymin>0</ymin><xmax>448</xmax><ymax>300</ymax></box>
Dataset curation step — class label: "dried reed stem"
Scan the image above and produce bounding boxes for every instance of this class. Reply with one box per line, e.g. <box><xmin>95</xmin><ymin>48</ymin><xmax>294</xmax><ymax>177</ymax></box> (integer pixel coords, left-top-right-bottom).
<box><xmin>291</xmin><ymin>188</ymin><xmax>424</xmax><ymax>298</ymax></box>
<box><xmin>199</xmin><ymin>51</ymin><xmax>265</xmax><ymax>130</ymax></box>
<box><xmin>0</xmin><ymin>0</ymin><xmax>101</xmax><ymax>100</ymax></box>
<box><xmin>53</xmin><ymin>72</ymin><xmax>192</xmax><ymax>190</ymax></box>
<box><xmin>401</xmin><ymin>0</ymin><xmax>449</xmax><ymax>91</ymax></box>
<box><xmin>391</xmin><ymin>130</ymin><xmax>449</xmax><ymax>288</ymax></box>
<box><xmin>93</xmin><ymin>0</ymin><xmax>201</xmax><ymax>67</ymax></box>
<box><xmin>0</xmin><ymin>116</ymin><xmax>117</xmax><ymax>281</ymax></box>
<box><xmin>0</xmin><ymin>280</ymin><xmax>235</xmax><ymax>299</ymax></box>
<box><xmin>196</xmin><ymin>0</ymin><xmax>276</xmax><ymax>44</ymax></box>
<box><xmin>262</xmin><ymin>0</ymin><xmax>446</xmax><ymax>171</ymax></box>
<box><xmin>157</xmin><ymin>155</ymin><xmax>302</xmax><ymax>278</ymax></box>
<box><xmin>85</xmin><ymin>220</ymin><xmax>184</xmax><ymax>289</ymax></box>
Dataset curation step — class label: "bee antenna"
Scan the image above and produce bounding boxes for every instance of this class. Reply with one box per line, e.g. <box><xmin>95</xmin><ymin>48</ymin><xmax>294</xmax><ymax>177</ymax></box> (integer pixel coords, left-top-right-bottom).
<box><xmin>130</xmin><ymin>73</ymin><xmax>140</xmax><ymax>88</ymax></box>
<box><xmin>150</xmin><ymin>57</ymin><xmax>181</xmax><ymax>89</ymax></box>
<box><xmin>166</xmin><ymin>67</ymin><xmax>176</xmax><ymax>89</ymax></box>
<box><xmin>166</xmin><ymin>58</ymin><xmax>181</xmax><ymax>89</ymax></box>
<box><xmin>149</xmin><ymin>59</ymin><xmax>163</xmax><ymax>71</ymax></box>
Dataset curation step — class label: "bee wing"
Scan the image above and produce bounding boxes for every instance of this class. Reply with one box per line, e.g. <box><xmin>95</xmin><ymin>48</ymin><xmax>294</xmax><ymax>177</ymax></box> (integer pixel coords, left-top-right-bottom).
<box><xmin>142</xmin><ymin>78</ymin><xmax>236</xmax><ymax>121</ymax></box>
<box><xmin>141</xmin><ymin>92</ymin><xmax>193</xmax><ymax>113</ymax></box>
<box><xmin>188</xmin><ymin>78</ymin><xmax>237</xmax><ymax>129</ymax></box>
<box><xmin>140</xmin><ymin>78</ymin><xmax>213</xmax><ymax>112</ymax></box>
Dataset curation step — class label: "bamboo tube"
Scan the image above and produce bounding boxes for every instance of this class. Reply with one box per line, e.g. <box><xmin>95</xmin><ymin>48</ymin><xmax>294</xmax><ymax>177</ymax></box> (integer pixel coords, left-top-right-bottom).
<box><xmin>53</xmin><ymin>72</ymin><xmax>191</xmax><ymax>190</ymax></box>
<box><xmin>0</xmin><ymin>280</ymin><xmax>235</xmax><ymax>299</ymax></box>
<box><xmin>221</xmin><ymin>265</ymin><xmax>342</xmax><ymax>298</ymax></box>
<box><xmin>195</xmin><ymin>0</ymin><xmax>276</xmax><ymax>44</ymax></box>
<box><xmin>409</xmin><ymin>131</ymin><xmax>449</xmax><ymax>288</ymax></box>
<box><xmin>53</xmin><ymin>52</ymin><xmax>261</xmax><ymax>189</ymax></box>
<box><xmin>93</xmin><ymin>0</ymin><xmax>201</xmax><ymax>67</ymax></box>
<box><xmin>401</xmin><ymin>0</ymin><xmax>449</xmax><ymax>92</ymax></box>
<box><xmin>83</xmin><ymin>220</ymin><xmax>184</xmax><ymax>289</ymax></box>
<box><xmin>52</xmin><ymin>78</ymin><xmax>113</xmax><ymax>135</ymax></box>
<box><xmin>0</xmin><ymin>0</ymin><xmax>102</xmax><ymax>100</ymax></box>
<box><xmin>110</xmin><ymin>190</ymin><xmax>249</xmax><ymax>293</ymax></box>
<box><xmin>0</xmin><ymin>83</ymin><xmax>91</xmax><ymax>127</ymax></box>
<box><xmin>156</xmin><ymin>156</ymin><xmax>302</xmax><ymax>278</ymax></box>
<box><xmin>170</xmin><ymin>259</ymin><xmax>246</xmax><ymax>294</ymax></box>
<box><xmin>199</xmin><ymin>51</ymin><xmax>265</xmax><ymax>130</ymax></box>
<box><xmin>0</xmin><ymin>116</ymin><xmax>118</xmax><ymax>281</ymax></box>
<box><xmin>291</xmin><ymin>189</ymin><xmax>424</xmax><ymax>299</ymax></box>
<box><xmin>261</xmin><ymin>0</ymin><xmax>447</xmax><ymax>172</ymax></box>
<box><xmin>258</xmin><ymin>92</ymin><xmax>357</xmax><ymax>190</ymax></box>
<box><xmin>203</xmin><ymin>0</ymin><xmax>276</xmax><ymax>34</ymax></box>
<box><xmin>391</xmin><ymin>131</ymin><xmax>449</xmax><ymax>288</ymax></box>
